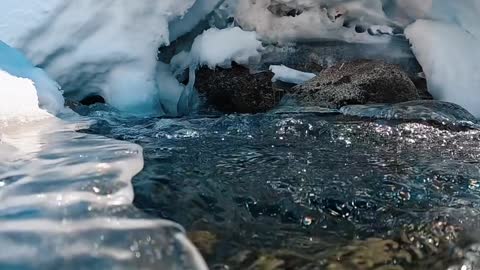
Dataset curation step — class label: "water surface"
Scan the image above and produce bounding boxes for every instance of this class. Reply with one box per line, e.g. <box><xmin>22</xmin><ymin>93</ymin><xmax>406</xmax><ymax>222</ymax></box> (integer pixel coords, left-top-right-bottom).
<box><xmin>82</xmin><ymin>105</ymin><xmax>480</xmax><ymax>269</ymax></box>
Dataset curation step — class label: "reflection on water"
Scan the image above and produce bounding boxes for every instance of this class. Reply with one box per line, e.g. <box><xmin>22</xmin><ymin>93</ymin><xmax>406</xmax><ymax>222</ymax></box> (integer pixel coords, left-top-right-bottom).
<box><xmin>0</xmin><ymin>114</ymin><xmax>207</xmax><ymax>270</ymax></box>
<box><xmin>5</xmin><ymin>101</ymin><xmax>480</xmax><ymax>269</ymax></box>
<box><xmin>81</xmin><ymin>105</ymin><xmax>480</xmax><ymax>269</ymax></box>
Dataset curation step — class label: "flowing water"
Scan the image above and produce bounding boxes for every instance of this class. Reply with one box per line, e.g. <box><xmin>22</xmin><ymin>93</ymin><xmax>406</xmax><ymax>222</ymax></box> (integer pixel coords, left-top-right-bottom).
<box><xmin>0</xmin><ymin>113</ymin><xmax>206</xmax><ymax>270</ymax></box>
<box><xmin>3</xmin><ymin>103</ymin><xmax>480</xmax><ymax>269</ymax></box>
<box><xmin>74</xmin><ymin>104</ymin><xmax>480</xmax><ymax>270</ymax></box>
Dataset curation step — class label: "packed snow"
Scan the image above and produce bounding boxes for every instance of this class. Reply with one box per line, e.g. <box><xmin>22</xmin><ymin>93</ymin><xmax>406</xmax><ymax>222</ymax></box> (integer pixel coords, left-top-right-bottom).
<box><xmin>0</xmin><ymin>70</ymin><xmax>52</xmax><ymax>123</ymax></box>
<box><xmin>0</xmin><ymin>41</ymin><xmax>64</xmax><ymax>121</ymax></box>
<box><xmin>404</xmin><ymin>0</ymin><xmax>480</xmax><ymax>117</ymax></box>
<box><xmin>172</xmin><ymin>27</ymin><xmax>263</xmax><ymax>72</ymax></box>
<box><xmin>270</xmin><ymin>65</ymin><xmax>316</xmax><ymax>85</ymax></box>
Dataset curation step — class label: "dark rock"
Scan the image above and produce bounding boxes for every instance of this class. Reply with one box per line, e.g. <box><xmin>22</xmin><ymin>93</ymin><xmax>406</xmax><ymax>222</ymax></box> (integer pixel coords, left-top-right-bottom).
<box><xmin>272</xmin><ymin>106</ymin><xmax>340</xmax><ymax>115</ymax></box>
<box><xmin>259</xmin><ymin>40</ymin><xmax>422</xmax><ymax>76</ymax></box>
<box><xmin>411</xmin><ymin>76</ymin><xmax>433</xmax><ymax>100</ymax></box>
<box><xmin>290</xmin><ymin>60</ymin><xmax>420</xmax><ymax>108</ymax></box>
<box><xmin>195</xmin><ymin>64</ymin><xmax>284</xmax><ymax>113</ymax></box>
<box><xmin>65</xmin><ymin>99</ymin><xmax>83</xmax><ymax>111</ymax></box>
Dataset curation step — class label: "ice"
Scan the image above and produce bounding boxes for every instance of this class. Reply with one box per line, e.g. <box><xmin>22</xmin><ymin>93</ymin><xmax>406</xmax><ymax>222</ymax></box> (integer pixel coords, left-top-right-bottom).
<box><xmin>0</xmin><ymin>41</ymin><xmax>64</xmax><ymax>115</ymax></box>
<box><xmin>0</xmin><ymin>70</ymin><xmax>52</xmax><ymax>124</ymax></box>
<box><xmin>270</xmin><ymin>65</ymin><xmax>316</xmax><ymax>85</ymax></box>
<box><xmin>0</xmin><ymin>116</ymin><xmax>208</xmax><ymax>269</ymax></box>
<box><xmin>0</xmin><ymin>0</ymin><xmax>220</xmax><ymax>115</ymax></box>
<box><xmin>404</xmin><ymin>0</ymin><xmax>480</xmax><ymax>117</ymax></box>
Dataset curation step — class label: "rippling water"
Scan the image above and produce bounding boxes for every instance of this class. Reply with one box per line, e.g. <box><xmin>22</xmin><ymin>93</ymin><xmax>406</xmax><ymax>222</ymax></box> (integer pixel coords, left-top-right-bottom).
<box><xmin>0</xmin><ymin>113</ymin><xmax>206</xmax><ymax>270</ymax></box>
<box><xmin>4</xmin><ymin>103</ymin><xmax>480</xmax><ymax>269</ymax></box>
<box><xmin>77</xmin><ymin>104</ymin><xmax>480</xmax><ymax>269</ymax></box>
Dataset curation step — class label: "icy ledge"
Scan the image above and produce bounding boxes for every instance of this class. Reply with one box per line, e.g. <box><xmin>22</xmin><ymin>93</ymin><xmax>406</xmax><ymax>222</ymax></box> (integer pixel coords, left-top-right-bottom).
<box><xmin>404</xmin><ymin>0</ymin><xmax>480</xmax><ymax>118</ymax></box>
<box><xmin>0</xmin><ymin>41</ymin><xmax>64</xmax><ymax>117</ymax></box>
<box><xmin>0</xmin><ymin>39</ymin><xmax>207</xmax><ymax>270</ymax></box>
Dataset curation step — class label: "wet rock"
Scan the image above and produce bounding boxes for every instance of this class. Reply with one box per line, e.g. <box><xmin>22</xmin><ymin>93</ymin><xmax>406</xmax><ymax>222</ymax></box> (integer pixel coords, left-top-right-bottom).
<box><xmin>290</xmin><ymin>60</ymin><xmax>420</xmax><ymax>108</ymax></box>
<box><xmin>324</xmin><ymin>221</ymin><xmax>463</xmax><ymax>270</ymax></box>
<box><xmin>260</xmin><ymin>41</ymin><xmax>422</xmax><ymax>77</ymax></box>
<box><xmin>218</xmin><ymin>220</ymin><xmax>464</xmax><ymax>270</ymax></box>
<box><xmin>411</xmin><ymin>77</ymin><xmax>433</xmax><ymax>100</ymax></box>
<box><xmin>188</xmin><ymin>230</ymin><xmax>218</xmax><ymax>256</ymax></box>
<box><xmin>340</xmin><ymin>100</ymin><xmax>477</xmax><ymax>126</ymax></box>
<box><xmin>65</xmin><ymin>99</ymin><xmax>82</xmax><ymax>111</ymax></box>
<box><xmin>195</xmin><ymin>64</ymin><xmax>284</xmax><ymax>113</ymax></box>
<box><xmin>224</xmin><ymin>249</ymin><xmax>315</xmax><ymax>270</ymax></box>
<box><xmin>65</xmin><ymin>95</ymin><xmax>106</xmax><ymax>112</ymax></box>
<box><xmin>327</xmin><ymin>238</ymin><xmax>411</xmax><ymax>270</ymax></box>
<box><xmin>272</xmin><ymin>105</ymin><xmax>340</xmax><ymax>115</ymax></box>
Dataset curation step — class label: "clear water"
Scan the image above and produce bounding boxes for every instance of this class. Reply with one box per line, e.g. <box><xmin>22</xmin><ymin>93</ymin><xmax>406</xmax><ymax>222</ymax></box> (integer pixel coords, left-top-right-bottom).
<box><xmin>3</xmin><ymin>103</ymin><xmax>480</xmax><ymax>269</ymax></box>
<box><xmin>0</xmin><ymin>114</ymin><xmax>206</xmax><ymax>270</ymax></box>
<box><xmin>77</xmin><ymin>105</ymin><xmax>480</xmax><ymax>270</ymax></box>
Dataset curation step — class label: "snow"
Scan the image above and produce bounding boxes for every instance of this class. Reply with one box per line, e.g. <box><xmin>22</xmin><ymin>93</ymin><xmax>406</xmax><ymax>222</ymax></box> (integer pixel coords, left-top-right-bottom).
<box><xmin>170</xmin><ymin>27</ymin><xmax>264</xmax><ymax>115</ymax></box>
<box><xmin>406</xmin><ymin>20</ymin><xmax>480</xmax><ymax>117</ymax></box>
<box><xmin>0</xmin><ymin>41</ymin><xmax>64</xmax><ymax>117</ymax></box>
<box><xmin>172</xmin><ymin>27</ymin><xmax>263</xmax><ymax>72</ymax></box>
<box><xmin>235</xmin><ymin>0</ymin><xmax>393</xmax><ymax>44</ymax></box>
<box><xmin>0</xmin><ymin>0</ymin><xmax>478</xmax><ymax>118</ymax></box>
<box><xmin>0</xmin><ymin>70</ymin><xmax>52</xmax><ymax>123</ymax></box>
<box><xmin>404</xmin><ymin>0</ymin><xmax>480</xmax><ymax>117</ymax></box>
<box><xmin>269</xmin><ymin>65</ymin><xmax>316</xmax><ymax>85</ymax></box>
<box><xmin>0</xmin><ymin>0</ymin><xmax>220</xmax><ymax>115</ymax></box>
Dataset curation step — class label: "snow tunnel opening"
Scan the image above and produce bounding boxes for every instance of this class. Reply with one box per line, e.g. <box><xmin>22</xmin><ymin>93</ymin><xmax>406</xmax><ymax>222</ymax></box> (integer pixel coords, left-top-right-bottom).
<box><xmin>80</xmin><ymin>95</ymin><xmax>106</xmax><ymax>106</ymax></box>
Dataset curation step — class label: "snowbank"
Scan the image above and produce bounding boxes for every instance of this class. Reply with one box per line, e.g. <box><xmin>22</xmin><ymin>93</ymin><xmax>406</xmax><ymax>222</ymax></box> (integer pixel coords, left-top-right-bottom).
<box><xmin>0</xmin><ymin>70</ymin><xmax>52</xmax><ymax>123</ymax></box>
<box><xmin>0</xmin><ymin>0</ymin><xmax>221</xmax><ymax>115</ymax></box>
<box><xmin>404</xmin><ymin>0</ymin><xmax>480</xmax><ymax>117</ymax></box>
<box><xmin>0</xmin><ymin>41</ymin><xmax>64</xmax><ymax>117</ymax></box>
<box><xmin>406</xmin><ymin>20</ymin><xmax>480</xmax><ymax>117</ymax></box>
